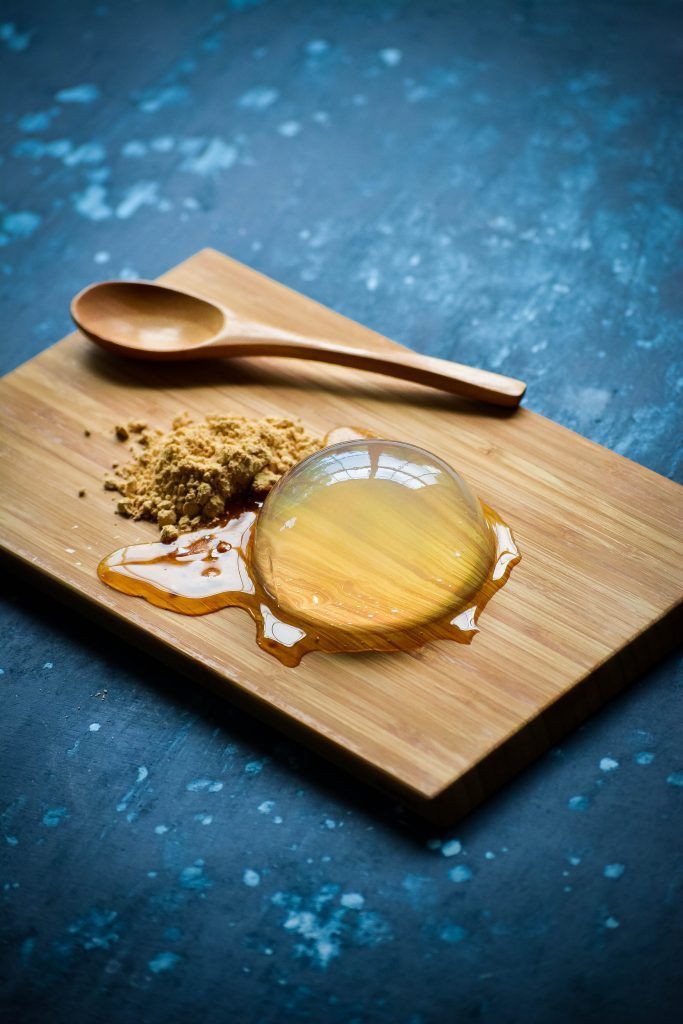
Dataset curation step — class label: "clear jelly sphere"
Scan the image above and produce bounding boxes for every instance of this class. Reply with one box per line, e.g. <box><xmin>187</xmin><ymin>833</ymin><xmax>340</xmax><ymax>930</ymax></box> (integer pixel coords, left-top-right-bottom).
<box><xmin>252</xmin><ymin>439</ymin><xmax>496</xmax><ymax>635</ymax></box>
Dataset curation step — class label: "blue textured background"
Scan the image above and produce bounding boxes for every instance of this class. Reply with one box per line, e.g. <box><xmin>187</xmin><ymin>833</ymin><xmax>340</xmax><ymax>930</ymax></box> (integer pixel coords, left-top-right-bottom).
<box><xmin>1</xmin><ymin>2</ymin><xmax>681</xmax><ymax>1022</ymax></box>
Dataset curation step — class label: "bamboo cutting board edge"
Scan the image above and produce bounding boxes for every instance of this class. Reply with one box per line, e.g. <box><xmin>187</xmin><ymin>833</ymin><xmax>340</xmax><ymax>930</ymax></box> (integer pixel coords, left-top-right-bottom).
<box><xmin>2</xmin><ymin>546</ymin><xmax>680</xmax><ymax>824</ymax></box>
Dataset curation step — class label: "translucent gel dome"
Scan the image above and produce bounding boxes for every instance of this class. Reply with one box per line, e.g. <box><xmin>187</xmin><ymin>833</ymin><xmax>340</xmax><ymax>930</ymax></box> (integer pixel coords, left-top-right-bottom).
<box><xmin>252</xmin><ymin>439</ymin><xmax>495</xmax><ymax>635</ymax></box>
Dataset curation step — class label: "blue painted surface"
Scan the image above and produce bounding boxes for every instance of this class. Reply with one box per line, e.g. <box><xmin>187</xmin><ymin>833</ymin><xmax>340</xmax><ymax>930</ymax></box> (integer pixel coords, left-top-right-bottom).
<box><xmin>0</xmin><ymin>2</ymin><xmax>681</xmax><ymax>1021</ymax></box>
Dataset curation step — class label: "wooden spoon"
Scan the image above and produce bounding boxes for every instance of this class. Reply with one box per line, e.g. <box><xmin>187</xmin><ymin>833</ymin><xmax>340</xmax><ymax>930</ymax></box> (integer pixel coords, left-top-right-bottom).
<box><xmin>71</xmin><ymin>280</ymin><xmax>526</xmax><ymax>408</ymax></box>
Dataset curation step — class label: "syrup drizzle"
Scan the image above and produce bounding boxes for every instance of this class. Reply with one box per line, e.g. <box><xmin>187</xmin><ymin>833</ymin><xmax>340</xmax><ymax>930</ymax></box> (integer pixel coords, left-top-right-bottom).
<box><xmin>98</xmin><ymin>499</ymin><xmax>520</xmax><ymax>667</ymax></box>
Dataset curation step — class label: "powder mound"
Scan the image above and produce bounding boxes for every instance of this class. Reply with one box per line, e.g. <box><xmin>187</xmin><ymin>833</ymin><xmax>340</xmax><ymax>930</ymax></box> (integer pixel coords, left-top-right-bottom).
<box><xmin>105</xmin><ymin>414</ymin><xmax>322</xmax><ymax>542</ymax></box>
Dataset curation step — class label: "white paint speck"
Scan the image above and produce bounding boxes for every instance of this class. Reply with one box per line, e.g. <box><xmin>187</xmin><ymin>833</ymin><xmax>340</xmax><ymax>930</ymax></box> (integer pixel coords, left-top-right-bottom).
<box><xmin>604</xmin><ymin>916</ymin><xmax>620</xmax><ymax>929</ymax></box>
<box><xmin>55</xmin><ymin>83</ymin><xmax>101</xmax><ymax>104</ymax></box>
<box><xmin>600</xmin><ymin>757</ymin><xmax>619</xmax><ymax>772</ymax></box>
<box><xmin>340</xmin><ymin>892</ymin><xmax>364</xmax><ymax>909</ymax></box>
<box><xmin>243</xmin><ymin>868</ymin><xmax>260</xmax><ymax>887</ymax></box>
<box><xmin>186</xmin><ymin>778</ymin><xmax>223</xmax><ymax>792</ymax></box>
<box><xmin>441</xmin><ymin>839</ymin><xmax>462</xmax><ymax>857</ymax></box>
<box><xmin>258</xmin><ymin>800</ymin><xmax>275</xmax><ymax>814</ymax></box>
<box><xmin>278</xmin><ymin>120</ymin><xmax>301</xmax><ymax>138</ymax></box>
<box><xmin>448</xmin><ymin>865</ymin><xmax>472</xmax><ymax>883</ymax></box>
<box><xmin>604</xmin><ymin>863</ymin><xmax>625</xmax><ymax>879</ymax></box>
<box><xmin>305</xmin><ymin>39</ymin><xmax>329</xmax><ymax>56</ymax></box>
<box><xmin>154</xmin><ymin>825</ymin><xmax>169</xmax><ymax>835</ymax></box>
<box><xmin>238</xmin><ymin>86</ymin><xmax>279</xmax><ymax>111</ymax></box>
<box><xmin>89</xmin><ymin>723</ymin><xmax>101</xmax><ymax>732</ymax></box>
<box><xmin>148</xmin><ymin>951</ymin><xmax>181</xmax><ymax>973</ymax></box>
<box><xmin>365</xmin><ymin>268</ymin><xmax>379</xmax><ymax>292</ymax></box>
<box><xmin>94</xmin><ymin>250</ymin><xmax>110</xmax><ymax>264</ymax></box>
<box><xmin>122</xmin><ymin>140</ymin><xmax>147</xmax><ymax>158</ymax></box>
<box><xmin>115</xmin><ymin>181</ymin><xmax>160</xmax><ymax>219</ymax></box>
<box><xmin>182</xmin><ymin>138</ymin><xmax>237</xmax><ymax>175</ymax></box>
<box><xmin>74</xmin><ymin>184</ymin><xmax>112</xmax><ymax>221</ymax></box>
<box><xmin>379</xmin><ymin>48</ymin><xmax>402</xmax><ymax>67</ymax></box>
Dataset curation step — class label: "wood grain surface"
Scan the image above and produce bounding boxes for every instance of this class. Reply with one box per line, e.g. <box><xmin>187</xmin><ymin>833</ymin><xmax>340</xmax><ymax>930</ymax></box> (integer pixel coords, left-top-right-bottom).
<box><xmin>1</xmin><ymin>248</ymin><xmax>681</xmax><ymax>822</ymax></box>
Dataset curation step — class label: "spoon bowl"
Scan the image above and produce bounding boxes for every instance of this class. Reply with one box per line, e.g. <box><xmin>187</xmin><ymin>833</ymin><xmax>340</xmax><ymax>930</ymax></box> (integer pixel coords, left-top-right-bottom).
<box><xmin>72</xmin><ymin>281</ymin><xmax>226</xmax><ymax>355</ymax></box>
<box><xmin>71</xmin><ymin>278</ymin><xmax>527</xmax><ymax>407</ymax></box>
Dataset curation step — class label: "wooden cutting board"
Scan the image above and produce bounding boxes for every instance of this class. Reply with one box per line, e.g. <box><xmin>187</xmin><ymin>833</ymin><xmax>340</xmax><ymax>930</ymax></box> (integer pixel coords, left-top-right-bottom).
<box><xmin>1</xmin><ymin>248</ymin><xmax>681</xmax><ymax>822</ymax></box>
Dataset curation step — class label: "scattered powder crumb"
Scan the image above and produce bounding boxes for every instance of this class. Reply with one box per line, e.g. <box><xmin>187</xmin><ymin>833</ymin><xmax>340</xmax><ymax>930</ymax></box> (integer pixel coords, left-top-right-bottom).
<box><xmin>104</xmin><ymin>413</ymin><xmax>322</xmax><ymax>542</ymax></box>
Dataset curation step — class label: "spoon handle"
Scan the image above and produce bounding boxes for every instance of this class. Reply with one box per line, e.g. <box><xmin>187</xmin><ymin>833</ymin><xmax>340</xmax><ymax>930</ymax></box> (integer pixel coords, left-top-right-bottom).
<box><xmin>208</xmin><ymin>328</ymin><xmax>526</xmax><ymax>408</ymax></box>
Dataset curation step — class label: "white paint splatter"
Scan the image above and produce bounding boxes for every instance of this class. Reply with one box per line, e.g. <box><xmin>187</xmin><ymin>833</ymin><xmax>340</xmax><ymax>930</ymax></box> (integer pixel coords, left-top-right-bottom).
<box><xmin>604</xmin><ymin>863</ymin><xmax>625</xmax><ymax>879</ymax></box>
<box><xmin>42</xmin><ymin>807</ymin><xmax>68</xmax><ymax>827</ymax></box>
<box><xmin>278</xmin><ymin>120</ymin><xmax>301</xmax><ymax>138</ymax></box>
<box><xmin>305</xmin><ymin>39</ymin><xmax>329</xmax><ymax>56</ymax></box>
<box><xmin>179</xmin><ymin>859</ymin><xmax>212</xmax><ymax>891</ymax></box>
<box><xmin>151</xmin><ymin>135</ymin><xmax>174</xmax><ymax>152</ymax></box>
<box><xmin>115</xmin><ymin>181</ymin><xmax>160</xmax><ymax>219</ymax></box>
<box><xmin>604</xmin><ymin>915</ymin><xmax>620</xmax><ymax>929</ymax></box>
<box><xmin>340</xmin><ymin>892</ymin><xmax>364</xmax><ymax>909</ymax></box>
<box><xmin>667</xmin><ymin>772</ymin><xmax>683</xmax><ymax>787</ymax></box>
<box><xmin>186</xmin><ymin>778</ymin><xmax>223</xmax><ymax>792</ymax></box>
<box><xmin>94</xmin><ymin>250</ymin><xmax>110</xmax><ymax>264</ymax></box>
<box><xmin>600</xmin><ymin>757</ymin><xmax>619</xmax><ymax>772</ymax></box>
<box><xmin>243</xmin><ymin>868</ymin><xmax>260</xmax><ymax>887</ymax></box>
<box><xmin>116</xmin><ymin>765</ymin><xmax>149</xmax><ymax>814</ymax></box>
<box><xmin>365</xmin><ymin>268</ymin><xmax>380</xmax><ymax>292</ymax></box>
<box><xmin>441</xmin><ymin>839</ymin><xmax>462</xmax><ymax>857</ymax></box>
<box><xmin>138</xmin><ymin>85</ymin><xmax>189</xmax><ymax>114</ymax></box>
<box><xmin>181</xmin><ymin>138</ymin><xmax>237</xmax><ymax>175</ymax></box>
<box><xmin>568</xmin><ymin>795</ymin><xmax>589</xmax><ymax>811</ymax></box>
<box><xmin>2</xmin><ymin>211</ymin><xmax>41</xmax><ymax>239</ymax></box>
<box><xmin>379</xmin><ymin>48</ymin><xmax>402</xmax><ymax>67</ymax></box>
<box><xmin>122</xmin><ymin>140</ymin><xmax>147</xmax><ymax>157</ymax></box>
<box><xmin>89</xmin><ymin>723</ymin><xmax>101</xmax><ymax>732</ymax></box>
<box><xmin>244</xmin><ymin>759</ymin><xmax>267</xmax><ymax>775</ymax></box>
<box><xmin>154</xmin><ymin>825</ymin><xmax>169</xmax><ymax>835</ymax></box>
<box><xmin>448</xmin><ymin>864</ymin><xmax>472</xmax><ymax>883</ymax></box>
<box><xmin>63</xmin><ymin>142</ymin><xmax>106</xmax><ymax>167</ymax></box>
<box><xmin>238</xmin><ymin>86</ymin><xmax>279</xmax><ymax>110</ymax></box>
<box><xmin>635</xmin><ymin>751</ymin><xmax>655</xmax><ymax>765</ymax></box>
<box><xmin>148</xmin><ymin>951</ymin><xmax>181</xmax><ymax>973</ymax></box>
<box><xmin>74</xmin><ymin>184</ymin><xmax>112</xmax><ymax>221</ymax></box>
<box><xmin>194</xmin><ymin>813</ymin><xmax>212</xmax><ymax>826</ymax></box>
<box><xmin>0</xmin><ymin>22</ymin><xmax>32</xmax><ymax>52</ymax></box>
<box><xmin>272</xmin><ymin>888</ymin><xmax>391</xmax><ymax>968</ymax></box>
<box><xmin>55</xmin><ymin>84</ymin><xmax>101</xmax><ymax>104</ymax></box>
<box><xmin>18</xmin><ymin>110</ymin><xmax>57</xmax><ymax>132</ymax></box>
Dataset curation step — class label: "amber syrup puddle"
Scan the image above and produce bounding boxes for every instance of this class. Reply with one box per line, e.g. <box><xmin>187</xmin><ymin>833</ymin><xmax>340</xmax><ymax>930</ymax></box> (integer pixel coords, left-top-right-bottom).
<box><xmin>98</xmin><ymin>499</ymin><xmax>520</xmax><ymax>668</ymax></box>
